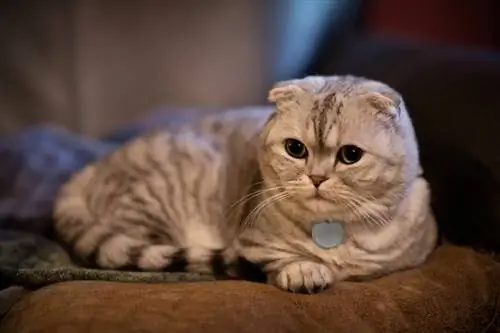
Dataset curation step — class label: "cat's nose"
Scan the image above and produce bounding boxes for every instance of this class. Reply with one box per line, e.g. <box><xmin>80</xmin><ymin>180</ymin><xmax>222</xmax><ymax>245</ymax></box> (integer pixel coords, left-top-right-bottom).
<box><xmin>309</xmin><ymin>175</ymin><xmax>327</xmax><ymax>188</ymax></box>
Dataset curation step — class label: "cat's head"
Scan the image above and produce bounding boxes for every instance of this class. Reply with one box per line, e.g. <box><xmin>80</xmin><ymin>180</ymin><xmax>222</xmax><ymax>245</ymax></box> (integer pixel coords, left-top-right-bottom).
<box><xmin>258</xmin><ymin>75</ymin><xmax>421</xmax><ymax>225</ymax></box>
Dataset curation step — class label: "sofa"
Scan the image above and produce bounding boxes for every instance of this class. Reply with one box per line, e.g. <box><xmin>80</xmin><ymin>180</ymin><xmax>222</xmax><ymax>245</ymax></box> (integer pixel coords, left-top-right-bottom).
<box><xmin>1</xmin><ymin>2</ymin><xmax>500</xmax><ymax>333</ymax></box>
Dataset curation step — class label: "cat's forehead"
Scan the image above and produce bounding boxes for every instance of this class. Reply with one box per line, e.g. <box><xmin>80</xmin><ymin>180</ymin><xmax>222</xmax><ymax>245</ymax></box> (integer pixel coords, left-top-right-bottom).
<box><xmin>302</xmin><ymin>88</ymin><xmax>388</xmax><ymax>148</ymax></box>
<box><xmin>302</xmin><ymin>93</ymin><xmax>342</xmax><ymax>148</ymax></box>
<box><xmin>307</xmin><ymin>82</ymin><xmax>381</xmax><ymax>121</ymax></box>
<box><xmin>307</xmin><ymin>89</ymin><xmax>354</xmax><ymax>126</ymax></box>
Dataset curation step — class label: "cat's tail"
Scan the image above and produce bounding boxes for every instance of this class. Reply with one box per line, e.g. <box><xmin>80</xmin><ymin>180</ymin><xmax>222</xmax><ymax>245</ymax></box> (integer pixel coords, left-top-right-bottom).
<box><xmin>87</xmin><ymin>235</ymin><xmax>237</xmax><ymax>275</ymax></box>
<box><xmin>55</xmin><ymin>212</ymin><xmax>237</xmax><ymax>275</ymax></box>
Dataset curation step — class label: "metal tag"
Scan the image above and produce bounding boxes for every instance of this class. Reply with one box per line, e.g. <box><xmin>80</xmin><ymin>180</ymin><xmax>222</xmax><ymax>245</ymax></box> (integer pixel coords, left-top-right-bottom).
<box><xmin>312</xmin><ymin>220</ymin><xmax>345</xmax><ymax>249</ymax></box>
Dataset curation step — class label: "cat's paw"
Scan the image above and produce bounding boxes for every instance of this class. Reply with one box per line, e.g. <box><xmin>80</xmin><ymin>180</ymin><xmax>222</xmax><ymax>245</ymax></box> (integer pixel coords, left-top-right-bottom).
<box><xmin>272</xmin><ymin>261</ymin><xmax>333</xmax><ymax>293</ymax></box>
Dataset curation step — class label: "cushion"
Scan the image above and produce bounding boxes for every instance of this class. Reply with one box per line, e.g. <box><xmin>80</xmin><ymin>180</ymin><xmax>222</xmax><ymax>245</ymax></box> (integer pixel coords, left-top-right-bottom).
<box><xmin>1</xmin><ymin>244</ymin><xmax>499</xmax><ymax>333</ymax></box>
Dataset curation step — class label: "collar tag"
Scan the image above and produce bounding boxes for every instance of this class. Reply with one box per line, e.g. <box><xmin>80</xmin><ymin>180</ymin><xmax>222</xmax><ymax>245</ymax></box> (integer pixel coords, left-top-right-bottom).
<box><xmin>312</xmin><ymin>220</ymin><xmax>345</xmax><ymax>249</ymax></box>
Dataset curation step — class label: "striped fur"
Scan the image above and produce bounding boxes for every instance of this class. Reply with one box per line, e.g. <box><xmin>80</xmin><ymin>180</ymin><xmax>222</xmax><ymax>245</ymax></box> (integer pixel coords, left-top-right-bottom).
<box><xmin>54</xmin><ymin>107</ymin><xmax>269</xmax><ymax>274</ymax></box>
<box><xmin>54</xmin><ymin>76</ymin><xmax>438</xmax><ymax>293</ymax></box>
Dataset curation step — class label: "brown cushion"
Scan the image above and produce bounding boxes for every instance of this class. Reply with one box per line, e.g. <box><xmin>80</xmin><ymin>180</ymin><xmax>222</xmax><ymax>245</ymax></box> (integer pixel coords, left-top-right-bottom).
<box><xmin>1</xmin><ymin>245</ymin><xmax>499</xmax><ymax>333</ymax></box>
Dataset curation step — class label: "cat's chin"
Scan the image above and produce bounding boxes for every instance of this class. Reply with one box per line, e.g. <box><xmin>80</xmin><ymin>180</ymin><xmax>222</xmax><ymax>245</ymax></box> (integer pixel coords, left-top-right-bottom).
<box><xmin>285</xmin><ymin>190</ymin><xmax>352</xmax><ymax>221</ymax></box>
<box><xmin>302</xmin><ymin>198</ymin><xmax>339</xmax><ymax>216</ymax></box>
<box><xmin>292</xmin><ymin>195</ymin><xmax>354</xmax><ymax>222</ymax></box>
<box><xmin>307</xmin><ymin>195</ymin><xmax>330</xmax><ymax>204</ymax></box>
<box><xmin>306</xmin><ymin>190</ymin><xmax>334</xmax><ymax>204</ymax></box>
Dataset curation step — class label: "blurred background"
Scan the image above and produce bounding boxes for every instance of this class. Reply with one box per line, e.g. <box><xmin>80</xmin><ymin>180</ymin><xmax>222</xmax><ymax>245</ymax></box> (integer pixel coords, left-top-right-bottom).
<box><xmin>0</xmin><ymin>0</ymin><xmax>500</xmax><ymax>254</ymax></box>
<box><xmin>0</xmin><ymin>0</ymin><xmax>499</xmax><ymax>137</ymax></box>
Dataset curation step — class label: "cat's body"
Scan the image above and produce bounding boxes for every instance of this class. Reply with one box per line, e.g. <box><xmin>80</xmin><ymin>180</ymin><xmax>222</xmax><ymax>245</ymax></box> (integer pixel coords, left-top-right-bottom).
<box><xmin>54</xmin><ymin>75</ymin><xmax>438</xmax><ymax>293</ymax></box>
<box><xmin>53</xmin><ymin>107</ymin><xmax>269</xmax><ymax>273</ymax></box>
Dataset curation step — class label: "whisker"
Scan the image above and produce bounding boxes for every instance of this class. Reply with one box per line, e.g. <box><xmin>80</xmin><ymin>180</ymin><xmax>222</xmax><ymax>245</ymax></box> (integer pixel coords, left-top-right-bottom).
<box><xmin>226</xmin><ymin>183</ymin><xmax>307</xmax><ymax>220</ymax></box>
<box><xmin>227</xmin><ymin>187</ymin><xmax>280</xmax><ymax>212</ymax></box>
<box><xmin>244</xmin><ymin>192</ymin><xmax>288</xmax><ymax>225</ymax></box>
<box><xmin>239</xmin><ymin>192</ymin><xmax>290</xmax><ymax>232</ymax></box>
<box><xmin>329</xmin><ymin>192</ymin><xmax>390</xmax><ymax>227</ymax></box>
<box><xmin>224</xmin><ymin>187</ymin><xmax>282</xmax><ymax>223</ymax></box>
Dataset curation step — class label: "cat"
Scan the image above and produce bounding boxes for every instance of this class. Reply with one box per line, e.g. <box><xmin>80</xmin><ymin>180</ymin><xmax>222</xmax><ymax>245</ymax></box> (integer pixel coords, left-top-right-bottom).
<box><xmin>53</xmin><ymin>75</ymin><xmax>438</xmax><ymax>293</ymax></box>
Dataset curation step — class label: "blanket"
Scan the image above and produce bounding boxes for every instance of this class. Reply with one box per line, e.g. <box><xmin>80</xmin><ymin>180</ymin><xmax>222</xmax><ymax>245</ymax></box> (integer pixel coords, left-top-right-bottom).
<box><xmin>0</xmin><ymin>115</ymin><xmax>218</xmax><ymax>314</ymax></box>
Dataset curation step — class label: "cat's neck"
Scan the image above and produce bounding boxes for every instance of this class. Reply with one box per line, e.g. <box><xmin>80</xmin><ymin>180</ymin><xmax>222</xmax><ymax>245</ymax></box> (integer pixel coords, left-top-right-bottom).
<box><xmin>254</xmin><ymin>182</ymin><xmax>404</xmax><ymax>239</ymax></box>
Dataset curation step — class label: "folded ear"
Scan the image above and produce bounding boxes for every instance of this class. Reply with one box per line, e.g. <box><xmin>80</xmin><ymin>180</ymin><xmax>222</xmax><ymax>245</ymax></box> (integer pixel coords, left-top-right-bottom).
<box><xmin>267</xmin><ymin>82</ymin><xmax>303</xmax><ymax>114</ymax></box>
<box><xmin>268</xmin><ymin>76</ymin><xmax>327</xmax><ymax>112</ymax></box>
<box><xmin>362</xmin><ymin>86</ymin><xmax>402</xmax><ymax>119</ymax></box>
<box><xmin>267</xmin><ymin>83</ymin><xmax>303</xmax><ymax>104</ymax></box>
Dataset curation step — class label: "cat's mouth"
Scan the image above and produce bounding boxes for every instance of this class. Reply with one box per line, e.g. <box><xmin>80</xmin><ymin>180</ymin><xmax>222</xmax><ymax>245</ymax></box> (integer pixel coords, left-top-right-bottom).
<box><xmin>310</xmin><ymin>189</ymin><xmax>330</xmax><ymax>201</ymax></box>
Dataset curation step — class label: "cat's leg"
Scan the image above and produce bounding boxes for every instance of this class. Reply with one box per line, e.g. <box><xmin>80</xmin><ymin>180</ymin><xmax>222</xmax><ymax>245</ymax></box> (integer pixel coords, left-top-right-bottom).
<box><xmin>237</xmin><ymin>236</ymin><xmax>334</xmax><ymax>293</ymax></box>
<box><xmin>268</xmin><ymin>260</ymin><xmax>333</xmax><ymax>293</ymax></box>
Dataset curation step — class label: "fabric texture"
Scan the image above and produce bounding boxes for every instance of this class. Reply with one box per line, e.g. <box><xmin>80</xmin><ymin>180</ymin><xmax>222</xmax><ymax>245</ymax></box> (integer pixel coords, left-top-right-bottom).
<box><xmin>1</xmin><ymin>245</ymin><xmax>499</xmax><ymax>333</ymax></box>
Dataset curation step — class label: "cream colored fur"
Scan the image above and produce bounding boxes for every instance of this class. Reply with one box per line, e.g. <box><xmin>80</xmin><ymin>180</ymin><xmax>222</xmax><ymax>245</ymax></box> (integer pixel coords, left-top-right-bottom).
<box><xmin>53</xmin><ymin>76</ymin><xmax>437</xmax><ymax>293</ymax></box>
<box><xmin>237</xmin><ymin>75</ymin><xmax>437</xmax><ymax>292</ymax></box>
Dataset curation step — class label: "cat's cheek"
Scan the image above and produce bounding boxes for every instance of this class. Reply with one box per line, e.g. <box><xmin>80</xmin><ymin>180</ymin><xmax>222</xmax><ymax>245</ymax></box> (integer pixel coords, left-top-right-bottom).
<box><xmin>273</xmin><ymin>160</ymin><xmax>306</xmax><ymax>184</ymax></box>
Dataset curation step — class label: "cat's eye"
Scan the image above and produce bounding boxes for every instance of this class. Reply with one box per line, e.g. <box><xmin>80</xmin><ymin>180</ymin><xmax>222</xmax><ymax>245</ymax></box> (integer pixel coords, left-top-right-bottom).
<box><xmin>337</xmin><ymin>145</ymin><xmax>364</xmax><ymax>164</ymax></box>
<box><xmin>284</xmin><ymin>138</ymin><xmax>308</xmax><ymax>159</ymax></box>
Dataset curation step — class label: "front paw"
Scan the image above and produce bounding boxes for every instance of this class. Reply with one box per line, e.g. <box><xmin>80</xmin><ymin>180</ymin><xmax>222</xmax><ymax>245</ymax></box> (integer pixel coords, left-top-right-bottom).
<box><xmin>271</xmin><ymin>261</ymin><xmax>333</xmax><ymax>293</ymax></box>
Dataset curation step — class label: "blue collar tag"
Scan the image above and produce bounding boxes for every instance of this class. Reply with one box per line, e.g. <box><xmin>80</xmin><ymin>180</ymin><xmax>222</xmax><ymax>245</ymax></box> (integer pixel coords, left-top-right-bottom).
<box><xmin>312</xmin><ymin>220</ymin><xmax>345</xmax><ymax>249</ymax></box>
